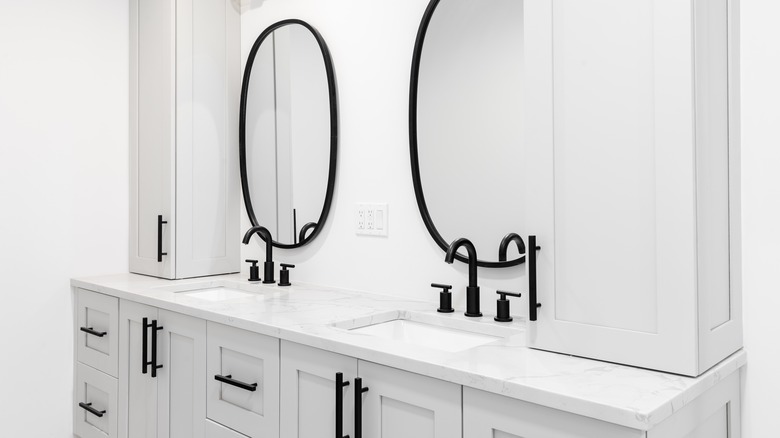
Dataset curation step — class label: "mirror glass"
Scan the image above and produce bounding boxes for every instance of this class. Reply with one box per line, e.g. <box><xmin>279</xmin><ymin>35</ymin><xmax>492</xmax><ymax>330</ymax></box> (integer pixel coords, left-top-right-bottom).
<box><xmin>241</xmin><ymin>20</ymin><xmax>336</xmax><ymax>248</ymax></box>
<box><xmin>411</xmin><ymin>0</ymin><xmax>525</xmax><ymax>266</ymax></box>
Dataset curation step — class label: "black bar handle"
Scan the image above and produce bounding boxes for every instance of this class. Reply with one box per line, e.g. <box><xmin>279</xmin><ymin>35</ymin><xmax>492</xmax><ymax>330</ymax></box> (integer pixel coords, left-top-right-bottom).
<box><xmin>142</xmin><ymin>318</ymin><xmax>163</xmax><ymax>377</ymax></box>
<box><xmin>336</xmin><ymin>372</ymin><xmax>350</xmax><ymax>438</ymax></box>
<box><xmin>215</xmin><ymin>374</ymin><xmax>258</xmax><ymax>392</ymax></box>
<box><xmin>528</xmin><ymin>235</ymin><xmax>542</xmax><ymax>321</ymax></box>
<box><xmin>151</xmin><ymin>319</ymin><xmax>163</xmax><ymax>377</ymax></box>
<box><xmin>80</xmin><ymin>326</ymin><xmax>107</xmax><ymax>337</ymax></box>
<box><xmin>79</xmin><ymin>402</ymin><xmax>106</xmax><ymax>418</ymax></box>
<box><xmin>142</xmin><ymin>317</ymin><xmax>149</xmax><ymax>374</ymax></box>
<box><xmin>354</xmin><ymin>377</ymin><xmax>369</xmax><ymax>438</ymax></box>
<box><xmin>157</xmin><ymin>215</ymin><xmax>168</xmax><ymax>262</ymax></box>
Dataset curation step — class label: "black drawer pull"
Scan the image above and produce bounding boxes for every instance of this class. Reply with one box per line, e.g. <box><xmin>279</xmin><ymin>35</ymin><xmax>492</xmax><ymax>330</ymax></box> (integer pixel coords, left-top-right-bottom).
<box><xmin>79</xmin><ymin>402</ymin><xmax>106</xmax><ymax>418</ymax></box>
<box><xmin>215</xmin><ymin>374</ymin><xmax>257</xmax><ymax>392</ymax></box>
<box><xmin>80</xmin><ymin>327</ymin><xmax>107</xmax><ymax>337</ymax></box>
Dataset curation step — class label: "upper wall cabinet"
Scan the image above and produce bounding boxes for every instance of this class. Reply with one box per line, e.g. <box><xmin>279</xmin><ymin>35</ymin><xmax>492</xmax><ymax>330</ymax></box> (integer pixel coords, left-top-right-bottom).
<box><xmin>524</xmin><ymin>0</ymin><xmax>741</xmax><ymax>376</ymax></box>
<box><xmin>129</xmin><ymin>0</ymin><xmax>240</xmax><ymax>279</ymax></box>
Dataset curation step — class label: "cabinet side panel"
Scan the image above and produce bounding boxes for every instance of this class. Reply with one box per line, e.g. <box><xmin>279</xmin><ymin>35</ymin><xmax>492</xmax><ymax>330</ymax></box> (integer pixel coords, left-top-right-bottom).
<box><xmin>696</xmin><ymin>0</ymin><xmax>743</xmax><ymax>374</ymax></box>
<box><xmin>694</xmin><ymin>0</ymin><xmax>731</xmax><ymax>331</ymax></box>
<box><xmin>176</xmin><ymin>0</ymin><xmax>240</xmax><ymax>278</ymax></box>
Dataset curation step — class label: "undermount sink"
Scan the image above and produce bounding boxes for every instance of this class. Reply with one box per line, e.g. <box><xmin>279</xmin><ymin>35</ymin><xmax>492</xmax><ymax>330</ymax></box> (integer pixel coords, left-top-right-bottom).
<box><xmin>334</xmin><ymin>310</ymin><xmax>521</xmax><ymax>353</ymax></box>
<box><xmin>154</xmin><ymin>281</ymin><xmax>268</xmax><ymax>301</ymax></box>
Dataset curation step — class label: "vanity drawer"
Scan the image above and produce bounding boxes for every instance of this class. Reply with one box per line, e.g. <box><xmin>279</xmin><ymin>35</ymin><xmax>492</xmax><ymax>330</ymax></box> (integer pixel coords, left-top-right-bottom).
<box><xmin>206</xmin><ymin>322</ymin><xmax>279</xmax><ymax>438</ymax></box>
<box><xmin>74</xmin><ymin>362</ymin><xmax>118</xmax><ymax>438</ymax></box>
<box><xmin>205</xmin><ymin>419</ymin><xmax>250</xmax><ymax>438</ymax></box>
<box><xmin>76</xmin><ymin>289</ymin><xmax>119</xmax><ymax>377</ymax></box>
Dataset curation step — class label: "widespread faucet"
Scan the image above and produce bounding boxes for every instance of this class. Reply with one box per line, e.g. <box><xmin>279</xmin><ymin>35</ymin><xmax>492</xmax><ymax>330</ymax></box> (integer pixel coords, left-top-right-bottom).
<box><xmin>445</xmin><ymin>237</ymin><xmax>482</xmax><ymax>317</ymax></box>
<box><xmin>498</xmin><ymin>233</ymin><xmax>526</xmax><ymax>262</ymax></box>
<box><xmin>242</xmin><ymin>226</ymin><xmax>275</xmax><ymax>284</ymax></box>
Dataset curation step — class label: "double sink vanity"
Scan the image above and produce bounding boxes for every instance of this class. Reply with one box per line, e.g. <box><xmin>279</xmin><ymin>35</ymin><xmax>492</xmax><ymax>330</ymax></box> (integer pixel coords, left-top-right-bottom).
<box><xmin>77</xmin><ymin>0</ymin><xmax>746</xmax><ymax>436</ymax></box>
<box><xmin>73</xmin><ymin>274</ymin><xmax>744</xmax><ymax>438</ymax></box>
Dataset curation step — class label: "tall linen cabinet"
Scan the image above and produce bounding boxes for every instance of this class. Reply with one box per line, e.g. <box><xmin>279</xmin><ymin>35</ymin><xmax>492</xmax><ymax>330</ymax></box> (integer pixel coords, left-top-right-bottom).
<box><xmin>129</xmin><ymin>0</ymin><xmax>240</xmax><ymax>279</ymax></box>
<box><xmin>524</xmin><ymin>0</ymin><xmax>742</xmax><ymax>376</ymax></box>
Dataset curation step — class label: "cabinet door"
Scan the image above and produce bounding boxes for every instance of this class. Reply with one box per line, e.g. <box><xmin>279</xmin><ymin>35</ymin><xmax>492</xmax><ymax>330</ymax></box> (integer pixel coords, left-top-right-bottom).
<box><xmin>358</xmin><ymin>361</ymin><xmax>460</xmax><ymax>438</ymax></box>
<box><xmin>118</xmin><ymin>301</ymin><xmax>159</xmax><ymax>438</ymax></box>
<box><xmin>523</xmin><ymin>0</ymin><xmax>734</xmax><ymax>376</ymax></box>
<box><xmin>174</xmin><ymin>0</ymin><xmax>240</xmax><ymax>278</ymax></box>
<box><xmin>207</xmin><ymin>322</ymin><xmax>279</xmax><ymax>438</ymax></box>
<box><xmin>75</xmin><ymin>363</ymin><xmax>119</xmax><ymax>438</ymax></box>
<box><xmin>280</xmin><ymin>341</ymin><xmax>357</xmax><ymax>438</ymax></box>
<box><xmin>156</xmin><ymin>310</ymin><xmax>206</xmax><ymax>438</ymax></box>
<box><xmin>129</xmin><ymin>0</ymin><xmax>176</xmax><ymax>279</ymax></box>
<box><xmin>463</xmin><ymin>387</ymin><xmax>643</xmax><ymax>438</ymax></box>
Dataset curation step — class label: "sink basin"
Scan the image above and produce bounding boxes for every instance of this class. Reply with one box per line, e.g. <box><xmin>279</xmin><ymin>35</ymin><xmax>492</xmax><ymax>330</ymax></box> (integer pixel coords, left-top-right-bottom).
<box><xmin>334</xmin><ymin>311</ymin><xmax>521</xmax><ymax>353</ymax></box>
<box><xmin>153</xmin><ymin>281</ymin><xmax>266</xmax><ymax>301</ymax></box>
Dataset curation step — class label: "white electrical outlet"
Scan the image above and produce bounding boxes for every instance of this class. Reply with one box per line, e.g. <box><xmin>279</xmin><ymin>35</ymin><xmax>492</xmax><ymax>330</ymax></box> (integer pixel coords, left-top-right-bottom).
<box><xmin>356</xmin><ymin>203</ymin><xmax>388</xmax><ymax>236</ymax></box>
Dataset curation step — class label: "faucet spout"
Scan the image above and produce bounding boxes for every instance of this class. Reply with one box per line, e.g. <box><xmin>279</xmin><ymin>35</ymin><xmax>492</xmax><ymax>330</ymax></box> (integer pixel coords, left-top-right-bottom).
<box><xmin>498</xmin><ymin>233</ymin><xmax>526</xmax><ymax>262</ymax></box>
<box><xmin>242</xmin><ymin>226</ymin><xmax>275</xmax><ymax>284</ymax></box>
<box><xmin>445</xmin><ymin>238</ymin><xmax>482</xmax><ymax>317</ymax></box>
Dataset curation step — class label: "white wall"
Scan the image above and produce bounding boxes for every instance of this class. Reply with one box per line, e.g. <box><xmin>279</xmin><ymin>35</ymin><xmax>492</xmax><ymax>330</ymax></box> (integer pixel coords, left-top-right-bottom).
<box><xmin>0</xmin><ymin>1</ymin><xmax>129</xmax><ymax>436</ymax></box>
<box><xmin>740</xmin><ymin>0</ymin><xmax>780</xmax><ymax>436</ymax></box>
<box><xmin>241</xmin><ymin>0</ymin><xmax>522</xmax><ymax>315</ymax></box>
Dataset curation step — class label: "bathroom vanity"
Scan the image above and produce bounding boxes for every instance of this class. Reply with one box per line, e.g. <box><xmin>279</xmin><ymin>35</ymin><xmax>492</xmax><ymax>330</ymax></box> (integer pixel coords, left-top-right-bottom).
<box><xmin>72</xmin><ymin>274</ymin><xmax>744</xmax><ymax>438</ymax></box>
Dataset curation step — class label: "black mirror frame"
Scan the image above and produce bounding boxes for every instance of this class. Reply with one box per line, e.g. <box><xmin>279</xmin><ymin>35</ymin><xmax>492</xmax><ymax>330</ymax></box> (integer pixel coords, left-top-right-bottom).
<box><xmin>239</xmin><ymin>19</ymin><xmax>338</xmax><ymax>249</ymax></box>
<box><xmin>408</xmin><ymin>0</ymin><xmax>524</xmax><ymax>268</ymax></box>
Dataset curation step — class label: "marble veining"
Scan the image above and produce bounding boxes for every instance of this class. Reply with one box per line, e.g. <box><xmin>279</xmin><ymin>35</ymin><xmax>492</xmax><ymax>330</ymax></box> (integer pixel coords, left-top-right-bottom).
<box><xmin>71</xmin><ymin>273</ymin><xmax>746</xmax><ymax>431</ymax></box>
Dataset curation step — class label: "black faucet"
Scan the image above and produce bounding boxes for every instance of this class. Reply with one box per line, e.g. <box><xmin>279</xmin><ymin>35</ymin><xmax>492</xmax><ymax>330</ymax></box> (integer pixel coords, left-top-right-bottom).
<box><xmin>242</xmin><ymin>226</ymin><xmax>275</xmax><ymax>284</ymax></box>
<box><xmin>445</xmin><ymin>238</ymin><xmax>482</xmax><ymax>317</ymax></box>
<box><xmin>498</xmin><ymin>233</ymin><xmax>526</xmax><ymax>262</ymax></box>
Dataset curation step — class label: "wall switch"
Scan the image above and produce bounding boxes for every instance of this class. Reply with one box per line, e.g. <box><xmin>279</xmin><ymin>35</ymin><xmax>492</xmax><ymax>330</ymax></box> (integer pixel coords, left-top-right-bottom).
<box><xmin>356</xmin><ymin>203</ymin><xmax>388</xmax><ymax>236</ymax></box>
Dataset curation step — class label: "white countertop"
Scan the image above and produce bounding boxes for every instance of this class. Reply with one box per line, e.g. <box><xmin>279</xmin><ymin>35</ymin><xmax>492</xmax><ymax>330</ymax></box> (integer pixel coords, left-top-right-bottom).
<box><xmin>71</xmin><ymin>273</ymin><xmax>746</xmax><ymax>431</ymax></box>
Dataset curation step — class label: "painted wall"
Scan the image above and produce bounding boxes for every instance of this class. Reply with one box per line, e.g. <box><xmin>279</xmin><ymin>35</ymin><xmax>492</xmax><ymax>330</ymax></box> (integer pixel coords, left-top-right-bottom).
<box><xmin>0</xmin><ymin>0</ymin><xmax>129</xmax><ymax>435</ymax></box>
<box><xmin>740</xmin><ymin>0</ymin><xmax>780</xmax><ymax>435</ymax></box>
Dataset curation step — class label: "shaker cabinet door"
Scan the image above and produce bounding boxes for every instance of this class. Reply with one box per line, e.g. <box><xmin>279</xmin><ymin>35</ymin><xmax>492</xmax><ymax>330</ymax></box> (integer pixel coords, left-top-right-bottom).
<box><xmin>358</xmin><ymin>361</ymin><xmax>461</xmax><ymax>438</ymax></box>
<box><xmin>523</xmin><ymin>0</ymin><xmax>739</xmax><ymax>376</ymax></box>
<box><xmin>280</xmin><ymin>341</ymin><xmax>358</xmax><ymax>438</ymax></box>
<box><xmin>118</xmin><ymin>300</ymin><xmax>159</xmax><ymax>438</ymax></box>
<box><xmin>156</xmin><ymin>309</ymin><xmax>206</xmax><ymax>438</ymax></box>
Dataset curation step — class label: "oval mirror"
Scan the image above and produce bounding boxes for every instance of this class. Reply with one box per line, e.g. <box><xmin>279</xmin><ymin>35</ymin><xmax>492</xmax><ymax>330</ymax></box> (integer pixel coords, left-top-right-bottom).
<box><xmin>240</xmin><ymin>19</ymin><xmax>337</xmax><ymax>248</ymax></box>
<box><xmin>410</xmin><ymin>0</ymin><xmax>525</xmax><ymax>267</ymax></box>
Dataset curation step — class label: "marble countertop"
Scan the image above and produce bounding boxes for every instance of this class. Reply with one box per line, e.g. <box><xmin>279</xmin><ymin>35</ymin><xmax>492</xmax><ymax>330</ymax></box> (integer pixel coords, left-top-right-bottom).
<box><xmin>71</xmin><ymin>273</ymin><xmax>746</xmax><ymax>431</ymax></box>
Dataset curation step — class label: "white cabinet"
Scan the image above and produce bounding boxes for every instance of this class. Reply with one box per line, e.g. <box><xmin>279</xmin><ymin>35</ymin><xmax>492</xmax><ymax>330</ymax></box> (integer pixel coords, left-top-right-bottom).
<box><xmin>523</xmin><ymin>0</ymin><xmax>741</xmax><ymax>376</ymax></box>
<box><xmin>280</xmin><ymin>340</ymin><xmax>357</xmax><ymax>438</ymax></box>
<box><xmin>129</xmin><ymin>0</ymin><xmax>241</xmax><ymax>279</ymax></box>
<box><xmin>76</xmin><ymin>289</ymin><xmax>119</xmax><ymax>378</ymax></box>
<box><xmin>206</xmin><ymin>322</ymin><xmax>280</xmax><ymax>438</ymax></box>
<box><xmin>118</xmin><ymin>300</ymin><xmax>206</xmax><ymax>438</ymax></box>
<box><xmin>464</xmin><ymin>371</ymin><xmax>741</xmax><ymax>438</ymax></box>
<box><xmin>359</xmin><ymin>360</ymin><xmax>461</xmax><ymax>438</ymax></box>
<box><xmin>280</xmin><ymin>341</ymin><xmax>461</xmax><ymax>438</ymax></box>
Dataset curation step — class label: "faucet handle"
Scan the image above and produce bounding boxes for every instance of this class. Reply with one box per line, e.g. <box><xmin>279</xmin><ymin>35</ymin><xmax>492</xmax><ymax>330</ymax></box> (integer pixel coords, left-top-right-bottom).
<box><xmin>246</xmin><ymin>259</ymin><xmax>260</xmax><ymax>282</ymax></box>
<box><xmin>432</xmin><ymin>283</ymin><xmax>454</xmax><ymax>313</ymax></box>
<box><xmin>279</xmin><ymin>264</ymin><xmax>295</xmax><ymax>287</ymax></box>
<box><xmin>495</xmin><ymin>290</ymin><xmax>521</xmax><ymax>322</ymax></box>
<box><xmin>431</xmin><ymin>283</ymin><xmax>452</xmax><ymax>292</ymax></box>
<box><xmin>496</xmin><ymin>290</ymin><xmax>522</xmax><ymax>300</ymax></box>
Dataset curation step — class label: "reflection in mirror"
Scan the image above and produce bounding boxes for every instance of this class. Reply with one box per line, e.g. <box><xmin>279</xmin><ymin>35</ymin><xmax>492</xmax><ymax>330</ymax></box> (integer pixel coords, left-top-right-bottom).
<box><xmin>240</xmin><ymin>20</ymin><xmax>337</xmax><ymax>248</ymax></box>
<box><xmin>411</xmin><ymin>0</ymin><xmax>525</xmax><ymax>267</ymax></box>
